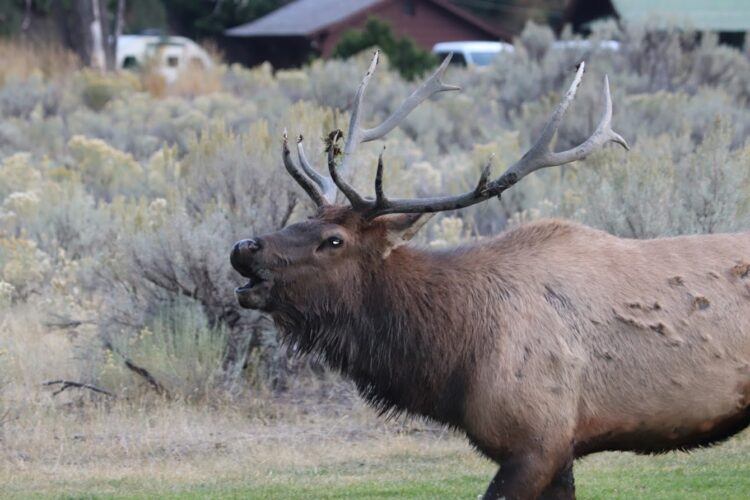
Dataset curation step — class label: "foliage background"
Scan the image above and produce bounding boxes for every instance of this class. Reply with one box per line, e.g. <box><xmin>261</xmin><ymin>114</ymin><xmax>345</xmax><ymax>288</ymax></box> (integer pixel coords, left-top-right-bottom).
<box><xmin>333</xmin><ymin>18</ymin><xmax>438</xmax><ymax>80</ymax></box>
<box><xmin>0</xmin><ymin>0</ymin><xmax>568</xmax><ymax>40</ymax></box>
<box><xmin>0</xmin><ymin>21</ymin><xmax>749</xmax><ymax>403</ymax></box>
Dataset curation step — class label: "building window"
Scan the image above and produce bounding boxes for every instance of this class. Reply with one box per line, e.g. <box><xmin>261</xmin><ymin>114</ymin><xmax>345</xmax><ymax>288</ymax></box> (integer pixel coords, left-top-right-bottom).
<box><xmin>403</xmin><ymin>0</ymin><xmax>415</xmax><ymax>16</ymax></box>
<box><xmin>122</xmin><ymin>55</ymin><xmax>138</xmax><ymax>69</ymax></box>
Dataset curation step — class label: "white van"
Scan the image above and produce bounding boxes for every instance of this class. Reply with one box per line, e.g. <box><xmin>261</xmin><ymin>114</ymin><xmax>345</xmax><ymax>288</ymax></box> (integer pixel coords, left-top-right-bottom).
<box><xmin>551</xmin><ymin>40</ymin><xmax>621</xmax><ymax>52</ymax></box>
<box><xmin>116</xmin><ymin>35</ymin><xmax>212</xmax><ymax>83</ymax></box>
<box><xmin>432</xmin><ymin>41</ymin><xmax>514</xmax><ymax>67</ymax></box>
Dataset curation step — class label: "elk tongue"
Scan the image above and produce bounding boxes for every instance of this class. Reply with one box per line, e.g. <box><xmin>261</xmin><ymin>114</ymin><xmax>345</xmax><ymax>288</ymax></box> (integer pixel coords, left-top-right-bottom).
<box><xmin>237</xmin><ymin>278</ymin><xmax>256</xmax><ymax>292</ymax></box>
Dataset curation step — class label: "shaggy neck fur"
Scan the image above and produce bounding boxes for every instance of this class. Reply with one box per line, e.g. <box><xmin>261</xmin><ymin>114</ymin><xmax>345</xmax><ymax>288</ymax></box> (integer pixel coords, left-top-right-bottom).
<box><xmin>272</xmin><ymin>245</ymin><xmax>486</xmax><ymax>426</ymax></box>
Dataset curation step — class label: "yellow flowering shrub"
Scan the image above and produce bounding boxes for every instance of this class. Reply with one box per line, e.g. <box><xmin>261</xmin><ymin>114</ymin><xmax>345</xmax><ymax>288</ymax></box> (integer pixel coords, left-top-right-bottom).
<box><xmin>3</xmin><ymin>190</ymin><xmax>40</xmax><ymax>220</ymax></box>
<box><xmin>430</xmin><ymin>216</ymin><xmax>469</xmax><ymax>248</ymax></box>
<box><xmin>0</xmin><ymin>280</ymin><xmax>14</xmax><ymax>308</ymax></box>
<box><xmin>67</xmin><ymin>135</ymin><xmax>144</xmax><ymax>196</ymax></box>
<box><xmin>0</xmin><ymin>237</ymin><xmax>50</xmax><ymax>298</ymax></box>
<box><xmin>78</xmin><ymin>69</ymin><xmax>140</xmax><ymax>111</ymax></box>
<box><xmin>0</xmin><ymin>153</ymin><xmax>41</xmax><ymax>196</ymax></box>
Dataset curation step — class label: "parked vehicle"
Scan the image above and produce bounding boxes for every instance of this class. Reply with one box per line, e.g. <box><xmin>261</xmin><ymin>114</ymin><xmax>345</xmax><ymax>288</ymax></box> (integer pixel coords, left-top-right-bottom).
<box><xmin>431</xmin><ymin>41</ymin><xmax>514</xmax><ymax>67</ymax></box>
<box><xmin>116</xmin><ymin>35</ymin><xmax>212</xmax><ymax>83</ymax></box>
<box><xmin>551</xmin><ymin>39</ymin><xmax>621</xmax><ymax>52</ymax></box>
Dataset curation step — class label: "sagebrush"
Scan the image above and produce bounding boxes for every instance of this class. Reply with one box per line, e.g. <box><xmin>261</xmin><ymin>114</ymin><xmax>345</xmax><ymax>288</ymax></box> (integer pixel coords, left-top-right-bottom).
<box><xmin>1</xmin><ymin>22</ymin><xmax>749</xmax><ymax>402</ymax></box>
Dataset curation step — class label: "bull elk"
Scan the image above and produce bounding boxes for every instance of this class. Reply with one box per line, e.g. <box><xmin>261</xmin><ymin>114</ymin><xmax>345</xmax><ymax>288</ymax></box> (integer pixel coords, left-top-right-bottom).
<box><xmin>230</xmin><ymin>51</ymin><xmax>750</xmax><ymax>499</ymax></box>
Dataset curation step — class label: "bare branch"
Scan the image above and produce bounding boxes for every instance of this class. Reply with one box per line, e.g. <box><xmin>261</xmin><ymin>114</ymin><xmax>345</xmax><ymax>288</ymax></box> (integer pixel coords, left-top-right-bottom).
<box><xmin>123</xmin><ymin>359</ymin><xmax>169</xmax><ymax>397</ymax></box>
<box><xmin>280</xmin><ymin>194</ymin><xmax>298</xmax><ymax>228</ymax></box>
<box><xmin>43</xmin><ymin>380</ymin><xmax>115</xmax><ymax>398</ymax></box>
<box><xmin>44</xmin><ymin>313</ymin><xmax>96</xmax><ymax>330</ymax></box>
<box><xmin>103</xmin><ymin>341</ymin><xmax>170</xmax><ymax>398</ymax></box>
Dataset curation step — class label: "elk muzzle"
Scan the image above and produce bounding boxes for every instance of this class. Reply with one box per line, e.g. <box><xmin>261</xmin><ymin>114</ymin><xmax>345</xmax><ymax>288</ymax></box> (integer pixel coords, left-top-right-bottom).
<box><xmin>230</xmin><ymin>238</ymin><xmax>273</xmax><ymax>310</ymax></box>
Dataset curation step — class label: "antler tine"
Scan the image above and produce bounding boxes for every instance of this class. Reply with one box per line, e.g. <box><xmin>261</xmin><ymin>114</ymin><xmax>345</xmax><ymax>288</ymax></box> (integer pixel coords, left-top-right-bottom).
<box><xmin>296</xmin><ymin>135</ymin><xmax>337</xmax><ymax>202</ymax></box>
<box><xmin>360</xmin><ymin>62</ymin><xmax>628</xmax><ymax>219</ymax></box>
<box><xmin>340</xmin><ymin>51</ymin><xmax>460</xmax><ymax>175</ymax></box>
<box><xmin>279</xmin><ymin>51</ymin><xmax>460</xmax><ymax>209</ymax></box>
<box><xmin>282</xmin><ymin>131</ymin><xmax>329</xmax><ymax>208</ymax></box>
<box><xmin>360</xmin><ymin>53</ymin><xmax>460</xmax><ymax>143</ymax></box>
<box><xmin>340</xmin><ymin>50</ymin><xmax>381</xmax><ymax>175</ymax></box>
<box><xmin>548</xmin><ymin>74</ymin><xmax>630</xmax><ymax>160</ymax></box>
<box><xmin>374</xmin><ymin>146</ymin><xmax>387</xmax><ymax>207</ymax></box>
<box><xmin>327</xmin><ymin>130</ymin><xmax>367</xmax><ymax>208</ymax></box>
<box><xmin>506</xmin><ymin>69</ymin><xmax>629</xmax><ymax>178</ymax></box>
<box><xmin>519</xmin><ymin>61</ymin><xmax>586</xmax><ymax>170</ymax></box>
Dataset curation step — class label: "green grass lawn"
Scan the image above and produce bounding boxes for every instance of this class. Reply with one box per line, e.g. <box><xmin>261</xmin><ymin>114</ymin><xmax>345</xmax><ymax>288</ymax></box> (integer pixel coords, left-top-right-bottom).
<box><xmin>7</xmin><ymin>434</ymin><xmax>749</xmax><ymax>500</ymax></box>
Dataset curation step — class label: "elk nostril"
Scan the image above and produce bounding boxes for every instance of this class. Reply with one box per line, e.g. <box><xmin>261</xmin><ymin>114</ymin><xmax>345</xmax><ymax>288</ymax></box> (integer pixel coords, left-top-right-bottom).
<box><xmin>231</xmin><ymin>239</ymin><xmax>263</xmax><ymax>273</ymax></box>
<box><xmin>232</xmin><ymin>239</ymin><xmax>261</xmax><ymax>255</ymax></box>
<box><xmin>246</xmin><ymin>238</ymin><xmax>262</xmax><ymax>252</ymax></box>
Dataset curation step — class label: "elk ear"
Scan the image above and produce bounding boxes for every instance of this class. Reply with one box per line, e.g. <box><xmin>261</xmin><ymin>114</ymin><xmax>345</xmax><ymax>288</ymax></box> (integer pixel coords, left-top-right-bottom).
<box><xmin>378</xmin><ymin>213</ymin><xmax>434</xmax><ymax>258</ymax></box>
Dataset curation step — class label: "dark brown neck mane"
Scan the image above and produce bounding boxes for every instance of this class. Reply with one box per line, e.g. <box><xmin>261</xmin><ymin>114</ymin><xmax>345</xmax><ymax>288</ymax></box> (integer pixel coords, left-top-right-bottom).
<box><xmin>272</xmin><ymin>245</ymin><xmax>492</xmax><ymax>426</ymax></box>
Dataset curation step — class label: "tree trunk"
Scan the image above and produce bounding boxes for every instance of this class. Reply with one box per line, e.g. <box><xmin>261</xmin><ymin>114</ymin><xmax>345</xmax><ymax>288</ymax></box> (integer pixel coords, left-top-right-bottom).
<box><xmin>89</xmin><ymin>0</ymin><xmax>107</xmax><ymax>71</ymax></box>
<box><xmin>106</xmin><ymin>0</ymin><xmax>126</xmax><ymax>71</ymax></box>
<box><xmin>55</xmin><ymin>0</ymin><xmax>95</xmax><ymax>66</ymax></box>
<box><xmin>53</xmin><ymin>0</ymin><xmax>125</xmax><ymax>72</ymax></box>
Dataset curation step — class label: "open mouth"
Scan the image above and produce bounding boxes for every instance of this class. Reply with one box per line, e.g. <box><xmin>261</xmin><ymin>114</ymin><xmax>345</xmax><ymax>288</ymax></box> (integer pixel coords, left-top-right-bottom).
<box><xmin>235</xmin><ymin>268</ymin><xmax>272</xmax><ymax>295</ymax></box>
<box><xmin>236</xmin><ymin>271</ymin><xmax>264</xmax><ymax>293</ymax></box>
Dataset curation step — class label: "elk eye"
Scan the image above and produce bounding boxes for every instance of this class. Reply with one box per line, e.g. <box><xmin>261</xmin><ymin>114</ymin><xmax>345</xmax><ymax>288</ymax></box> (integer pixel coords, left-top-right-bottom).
<box><xmin>320</xmin><ymin>236</ymin><xmax>343</xmax><ymax>250</ymax></box>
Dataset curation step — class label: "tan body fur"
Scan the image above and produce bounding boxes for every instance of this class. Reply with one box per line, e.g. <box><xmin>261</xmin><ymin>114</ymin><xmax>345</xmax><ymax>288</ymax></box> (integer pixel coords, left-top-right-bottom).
<box><xmin>447</xmin><ymin>220</ymin><xmax>750</xmax><ymax>464</ymax></box>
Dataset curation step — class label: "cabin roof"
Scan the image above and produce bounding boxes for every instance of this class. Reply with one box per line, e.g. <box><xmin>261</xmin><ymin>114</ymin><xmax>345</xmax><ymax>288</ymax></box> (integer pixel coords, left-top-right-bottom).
<box><xmin>225</xmin><ymin>0</ymin><xmax>506</xmax><ymax>39</ymax></box>
<box><xmin>612</xmin><ymin>0</ymin><xmax>750</xmax><ymax>32</ymax></box>
<box><xmin>225</xmin><ymin>0</ymin><xmax>383</xmax><ymax>37</ymax></box>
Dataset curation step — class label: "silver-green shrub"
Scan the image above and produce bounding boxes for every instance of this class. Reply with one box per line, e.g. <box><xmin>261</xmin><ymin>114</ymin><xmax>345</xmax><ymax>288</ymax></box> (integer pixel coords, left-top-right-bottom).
<box><xmin>2</xmin><ymin>22</ymin><xmax>749</xmax><ymax>400</ymax></box>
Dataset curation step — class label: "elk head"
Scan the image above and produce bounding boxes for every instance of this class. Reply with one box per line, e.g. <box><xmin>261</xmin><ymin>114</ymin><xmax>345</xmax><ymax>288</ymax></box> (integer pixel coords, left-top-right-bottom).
<box><xmin>230</xmin><ymin>51</ymin><xmax>628</xmax><ymax>314</ymax></box>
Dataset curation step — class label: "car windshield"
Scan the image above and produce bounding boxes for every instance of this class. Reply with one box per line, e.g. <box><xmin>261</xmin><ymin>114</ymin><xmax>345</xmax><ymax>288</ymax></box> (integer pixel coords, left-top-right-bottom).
<box><xmin>436</xmin><ymin>51</ymin><xmax>466</xmax><ymax>66</ymax></box>
<box><xmin>470</xmin><ymin>51</ymin><xmax>497</xmax><ymax>66</ymax></box>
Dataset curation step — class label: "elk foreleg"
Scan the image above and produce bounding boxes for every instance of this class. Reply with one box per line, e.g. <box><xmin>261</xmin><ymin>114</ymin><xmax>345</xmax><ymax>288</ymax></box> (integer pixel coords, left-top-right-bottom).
<box><xmin>482</xmin><ymin>451</ymin><xmax>574</xmax><ymax>500</ymax></box>
<box><xmin>538</xmin><ymin>460</ymin><xmax>575</xmax><ymax>500</ymax></box>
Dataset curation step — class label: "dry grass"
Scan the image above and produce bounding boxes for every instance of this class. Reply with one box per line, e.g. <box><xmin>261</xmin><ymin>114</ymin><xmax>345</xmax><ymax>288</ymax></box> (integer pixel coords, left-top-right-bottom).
<box><xmin>0</xmin><ymin>38</ymin><xmax>223</xmax><ymax>99</ymax></box>
<box><xmin>0</xmin><ymin>40</ymin><xmax>79</xmax><ymax>84</ymax></box>
<box><xmin>1</xmin><ymin>303</ymin><xmax>749</xmax><ymax>498</ymax></box>
<box><xmin>0</xmin><ymin>391</ymin><xmax>474</xmax><ymax>497</ymax></box>
<box><xmin>0</xmin><ymin>301</ymin><xmax>478</xmax><ymax>497</ymax></box>
<box><xmin>166</xmin><ymin>64</ymin><xmax>224</xmax><ymax>99</ymax></box>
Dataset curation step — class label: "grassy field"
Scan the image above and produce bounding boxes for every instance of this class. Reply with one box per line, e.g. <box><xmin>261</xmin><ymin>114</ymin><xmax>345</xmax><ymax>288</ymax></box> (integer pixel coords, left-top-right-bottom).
<box><xmin>1</xmin><ymin>398</ymin><xmax>748</xmax><ymax>500</ymax></box>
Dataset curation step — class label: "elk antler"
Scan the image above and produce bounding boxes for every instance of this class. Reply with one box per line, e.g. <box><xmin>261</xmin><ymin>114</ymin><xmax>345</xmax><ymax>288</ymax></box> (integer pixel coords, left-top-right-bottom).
<box><xmin>281</xmin><ymin>50</ymin><xmax>459</xmax><ymax>207</ymax></box>
<box><xmin>344</xmin><ymin>62</ymin><xmax>628</xmax><ymax>218</ymax></box>
<box><xmin>282</xmin><ymin>58</ymin><xmax>627</xmax><ymax>216</ymax></box>
<box><xmin>281</xmin><ymin>130</ymin><xmax>330</xmax><ymax>207</ymax></box>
